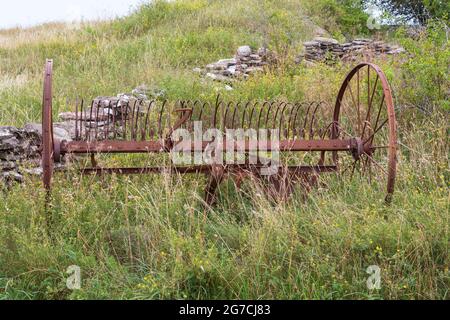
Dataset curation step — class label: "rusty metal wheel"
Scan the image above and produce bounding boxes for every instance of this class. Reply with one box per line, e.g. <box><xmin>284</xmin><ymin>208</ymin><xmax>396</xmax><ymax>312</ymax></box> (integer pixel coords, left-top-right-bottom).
<box><xmin>42</xmin><ymin>59</ymin><xmax>54</xmax><ymax>190</ymax></box>
<box><xmin>333</xmin><ymin>63</ymin><xmax>397</xmax><ymax>202</ymax></box>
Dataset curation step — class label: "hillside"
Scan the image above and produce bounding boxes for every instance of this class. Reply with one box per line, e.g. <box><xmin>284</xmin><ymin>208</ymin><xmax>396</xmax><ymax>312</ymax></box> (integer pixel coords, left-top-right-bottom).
<box><xmin>0</xmin><ymin>0</ymin><xmax>448</xmax><ymax>300</ymax></box>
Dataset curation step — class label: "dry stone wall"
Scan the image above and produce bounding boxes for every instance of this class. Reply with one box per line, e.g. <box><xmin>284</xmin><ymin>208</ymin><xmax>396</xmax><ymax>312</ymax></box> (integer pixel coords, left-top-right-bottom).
<box><xmin>0</xmin><ymin>126</ymin><xmax>41</xmax><ymax>184</ymax></box>
<box><xmin>299</xmin><ymin>37</ymin><xmax>405</xmax><ymax>63</ymax></box>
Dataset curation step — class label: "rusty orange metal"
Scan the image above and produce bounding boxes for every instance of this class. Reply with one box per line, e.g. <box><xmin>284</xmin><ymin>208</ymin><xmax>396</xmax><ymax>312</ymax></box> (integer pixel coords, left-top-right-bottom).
<box><xmin>41</xmin><ymin>60</ymin><xmax>398</xmax><ymax>204</ymax></box>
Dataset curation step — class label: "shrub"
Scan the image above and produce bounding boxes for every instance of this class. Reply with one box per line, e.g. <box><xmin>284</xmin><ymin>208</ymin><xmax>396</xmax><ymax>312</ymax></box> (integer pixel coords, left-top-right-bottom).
<box><xmin>397</xmin><ymin>20</ymin><xmax>450</xmax><ymax>112</ymax></box>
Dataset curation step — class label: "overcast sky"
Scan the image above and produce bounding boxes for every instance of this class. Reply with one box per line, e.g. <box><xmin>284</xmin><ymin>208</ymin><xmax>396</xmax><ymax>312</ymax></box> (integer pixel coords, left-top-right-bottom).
<box><xmin>0</xmin><ymin>0</ymin><xmax>145</xmax><ymax>29</ymax></box>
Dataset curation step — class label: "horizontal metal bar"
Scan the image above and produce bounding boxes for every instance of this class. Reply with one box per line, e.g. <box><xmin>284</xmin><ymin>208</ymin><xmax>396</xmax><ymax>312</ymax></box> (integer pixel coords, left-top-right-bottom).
<box><xmin>175</xmin><ymin>139</ymin><xmax>353</xmax><ymax>152</ymax></box>
<box><xmin>79</xmin><ymin>165</ymin><xmax>338</xmax><ymax>175</ymax></box>
<box><xmin>63</xmin><ymin>140</ymin><xmax>165</xmax><ymax>153</ymax></box>
<box><xmin>63</xmin><ymin>139</ymin><xmax>354</xmax><ymax>154</ymax></box>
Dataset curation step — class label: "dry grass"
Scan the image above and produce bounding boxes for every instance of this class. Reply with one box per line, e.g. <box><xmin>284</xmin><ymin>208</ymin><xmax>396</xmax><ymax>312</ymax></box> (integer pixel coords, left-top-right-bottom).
<box><xmin>0</xmin><ymin>0</ymin><xmax>448</xmax><ymax>300</ymax></box>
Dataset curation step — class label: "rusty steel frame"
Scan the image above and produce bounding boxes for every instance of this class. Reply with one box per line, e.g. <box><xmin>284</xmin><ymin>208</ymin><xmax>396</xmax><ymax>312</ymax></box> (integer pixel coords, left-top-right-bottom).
<box><xmin>41</xmin><ymin>59</ymin><xmax>397</xmax><ymax>204</ymax></box>
<box><xmin>61</xmin><ymin>139</ymin><xmax>356</xmax><ymax>154</ymax></box>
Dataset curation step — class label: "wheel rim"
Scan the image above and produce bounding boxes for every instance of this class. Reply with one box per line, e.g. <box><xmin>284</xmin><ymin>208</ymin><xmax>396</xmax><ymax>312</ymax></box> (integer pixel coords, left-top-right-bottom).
<box><xmin>42</xmin><ymin>59</ymin><xmax>54</xmax><ymax>190</ymax></box>
<box><xmin>333</xmin><ymin>63</ymin><xmax>397</xmax><ymax>202</ymax></box>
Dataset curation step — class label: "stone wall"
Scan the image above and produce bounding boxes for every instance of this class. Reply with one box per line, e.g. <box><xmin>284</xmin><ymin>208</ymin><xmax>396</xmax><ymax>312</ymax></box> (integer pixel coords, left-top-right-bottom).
<box><xmin>298</xmin><ymin>37</ymin><xmax>405</xmax><ymax>63</ymax></box>
<box><xmin>0</xmin><ymin>126</ymin><xmax>41</xmax><ymax>184</ymax></box>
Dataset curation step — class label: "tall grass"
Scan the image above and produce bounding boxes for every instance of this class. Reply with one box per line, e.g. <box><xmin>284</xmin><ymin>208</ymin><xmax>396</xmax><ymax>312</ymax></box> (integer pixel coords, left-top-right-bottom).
<box><xmin>0</xmin><ymin>0</ymin><xmax>448</xmax><ymax>300</ymax></box>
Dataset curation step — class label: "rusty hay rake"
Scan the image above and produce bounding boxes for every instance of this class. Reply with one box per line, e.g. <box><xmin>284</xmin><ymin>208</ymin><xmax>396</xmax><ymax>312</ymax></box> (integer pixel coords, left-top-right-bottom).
<box><xmin>41</xmin><ymin>59</ymin><xmax>397</xmax><ymax>205</ymax></box>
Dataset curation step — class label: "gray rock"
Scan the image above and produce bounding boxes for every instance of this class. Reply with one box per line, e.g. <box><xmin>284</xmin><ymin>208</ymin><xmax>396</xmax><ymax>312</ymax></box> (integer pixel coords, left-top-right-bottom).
<box><xmin>206</xmin><ymin>72</ymin><xmax>230</xmax><ymax>82</ymax></box>
<box><xmin>1</xmin><ymin>171</ymin><xmax>23</xmax><ymax>183</ymax></box>
<box><xmin>217</xmin><ymin>58</ymin><xmax>236</xmax><ymax>66</ymax></box>
<box><xmin>314</xmin><ymin>37</ymin><xmax>339</xmax><ymax>45</ymax></box>
<box><xmin>237</xmin><ymin>45</ymin><xmax>252</xmax><ymax>57</ymax></box>
<box><xmin>1</xmin><ymin>161</ymin><xmax>16</xmax><ymax>171</ymax></box>
<box><xmin>25</xmin><ymin>123</ymin><xmax>72</xmax><ymax>142</ymax></box>
<box><xmin>206</xmin><ymin>63</ymin><xmax>227</xmax><ymax>71</ymax></box>
<box><xmin>59</xmin><ymin>112</ymin><xmax>78</xmax><ymax>121</ymax></box>
<box><xmin>226</xmin><ymin>65</ymin><xmax>236</xmax><ymax>75</ymax></box>
<box><xmin>0</xmin><ymin>127</ymin><xmax>15</xmax><ymax>140</ymax></box>
<box><xmin>303</xmin><ymin>41</ymin><xmax>319</xmax><ymax>47</ymax></box>
<box><xmin>23</xmin><ymin>167</ymin><xmax>43</xmax><ymax>176</ymax></box>
<box><xmin>0</xmin><ymin>137</ymin><xmax>20</xmax><ymax>150</ymax></box>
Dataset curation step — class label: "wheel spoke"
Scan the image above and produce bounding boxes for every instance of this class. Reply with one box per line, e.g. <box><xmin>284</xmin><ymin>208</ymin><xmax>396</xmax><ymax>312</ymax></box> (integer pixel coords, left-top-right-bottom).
<box><xmin>365</xmin><ymin>154</ymin><xmax>388</xmax><ymax>175</ymax></box>
<box><xmin>367</xmin><ymin>66</ymin><xmax>370</xmax><ymax>124</ymax></box>
<box><xmin>361</xmin><ymin>73</ymin><xmax>379</xmax><ymax>139</ymax></box>
<box><xmin>346</xmin><ymin>80</ymin><xmax>359</xmax><ymax>132</ymax></box>
<box><xmin>357</xmin><ymin>70</ymin><xmax>361</xmax><ymax>134</ymax></box>
<box><xmin>367</xmin><ymin>94</ymin><xmax>385</xmax><ymax>145</ymax></box>
<box><xmin>363</xmin><ymin>118</ymin><xmax>388</xmax><ymax>145</ymax></box>
<box><xmin>341</xmin><ymin>159</ymin><xmax>357</xmax><ymax>175</ymax></box>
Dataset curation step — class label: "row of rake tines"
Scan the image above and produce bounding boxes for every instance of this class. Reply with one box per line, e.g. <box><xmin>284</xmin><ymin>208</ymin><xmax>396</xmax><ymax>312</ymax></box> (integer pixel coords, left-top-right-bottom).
<box><xmin>71</xmin><ymin>97</ymin><xmax>335</xmax><ymax>142</ymax></box>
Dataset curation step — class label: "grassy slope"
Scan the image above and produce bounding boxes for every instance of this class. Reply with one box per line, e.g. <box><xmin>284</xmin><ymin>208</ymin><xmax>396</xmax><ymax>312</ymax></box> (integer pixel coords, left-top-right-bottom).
<box><xmin>0</xmin><ymin>0</ymin><xmax>448</xmax><ymax>299</ymax></box>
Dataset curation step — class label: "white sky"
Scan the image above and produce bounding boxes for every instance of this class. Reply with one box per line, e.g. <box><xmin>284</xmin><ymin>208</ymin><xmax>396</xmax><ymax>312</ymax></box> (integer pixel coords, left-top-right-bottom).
<box><xmin>0</xmin><ymin>0</ymin><xmax>145</xmax><ymax>29</ymax></box>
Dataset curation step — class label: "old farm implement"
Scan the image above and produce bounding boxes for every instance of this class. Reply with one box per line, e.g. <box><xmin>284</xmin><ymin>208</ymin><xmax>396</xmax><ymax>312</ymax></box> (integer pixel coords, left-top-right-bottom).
<box><xmin>41</xmin><ymin>59</ymin><xmax>397</xmax><ymax>204</ymax></box>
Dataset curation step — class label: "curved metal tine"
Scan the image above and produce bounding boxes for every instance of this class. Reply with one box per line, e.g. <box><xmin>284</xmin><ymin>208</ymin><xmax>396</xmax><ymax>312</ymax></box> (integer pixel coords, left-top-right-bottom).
<box><xmin>291</xmin><ymin>102</ymin><xmax>303</xmax><ymax>138</ymax></box>
<box><xmin>213</xmin><ymin>95</ymin><xmax>223</xmax><ymax>131</ymax></box>
<box><xmin>86</xmin><ymin>100</ymin><xmax>95</xmax><ymax>141</ymax></box>
<box><xmin>292</xmin><ymin>102</ymin><xmax>304</xmax><ymax>139</ymax></box>
<box><xmin>231</xmin><ymin>101</ymin><xmax>240</xmax><ymax>129</ymax></box>
<box><xmin>263</xmin><ymin>101</ymin><xmax>274</xmax><ymax>130</ymax></box>
<box><xmin>120</xmin><ymin>101</ymin><xmax>127</xmax><ymax>139</ymax></box>
<box><xmin>248</xmin><ymin>101</ymin><xmax>259</xmax><ymax>132</ymax></box>
<box><xmin>74</xmin><ymin>98</ymin><xmax>79</xmax><ymax>141</ymax></box>
<box><xmin>199</xmin><ymin>101</ymin><xmax>209</xmax><ymax>130</ymax></box>
<box><xmin>223</xmin><ymin>101</ymin><xmax>233</xmax><ymax>131</ymax></box>
<box><xmin>240</xmin><ymin>101</ymin><xmax>250</xmax><ymax>129</ymax></box>
<box><xmin>186</xmin><ymin>99</ymin><xmax>196</xmax><ymax>130</ymax></box>
<box><xmin>147</xmin><ymin>102</ymin><xmax>154</xmax><ymax>140</ymax></box>
<box><xmin>197</xmin><ymin>101</ymin><xmax>206</xmax><ymax>123</ymax></box>
<box><xmin>309</xmin><ymin>101</ymin><xmax>323</xmax><ymax>139</ymax></box>
<box><xmin>104</xmin><ymin>100</ymin><xmax>112</xmax><ymax>140</ymax></box>
<box><xmin>123</xmin><ymin>100</ymin><xmax>130</xmax><ymax>140</ymax></box>
<box><xmin>129</xmin><ymin>100</ymin><xmax>137</xmax><ymax>140</ymax></box>
<box><xmin>79</xmin><ymin>99</ymin><xmax>84</xmax><ymax>140</ymax></box>
<box><xmin>136</xmin><ymin>99</ymin><xmax>143</xmax><ymax>141</ymax></box>
<box><xmin>111</xmin><ymin>100</ymin><xmax>117</xmax><ymax>140</ymax></box>
<box><xmin>94</xmin><ymin>99</ymin><xmax>102</xmax><ymax>140</ymax></box>
<box><xmin>130</xmin><ymin>100</ymin><xmax>139</xmax><ymax>141</ymax></box>
<box><xmin>258</xmin><ymin>101</ymin><xmax>271</xmax><ymax>138</ymax></box>
<box><xmin>139</xmin><ymin>100</ymin><xmax>147</xmax><ymax>140</ymax></box>
<box><xmin>272</xmin><ymin>101</ymin><xmax>282</xmax><ymax>133</ymax></box>
<box><xmin>286</xmin><ymin>102</ymin><xmax>298</xmax><ymax>139</ymax></box>
<box><xmin>273</xmin><ymin>101</ymin><xmax>287</xmax><ymax>140</ymax></box>
<box><xmin>321</xmin><ymin>122</ymin><xmax>335</xmax><ymax>139</ymax></box>
<box><xmin>176</xmin><ymin>99</ymin><xmax>186</xmax><ymax>128</ymax></box>
<box><xmin>142</xmin><ymin>100</ymin><xmax>153</xmax><ymax>140</ymax></box>
<box><xmin>158</xmin><ymin>100</ymin><xmax>167</xmax><ymax>140</ymax></box>
<box><xmin>302</xmin><ymin>101</ymin><xmax>316</xmax><ymax>139</ymax></box>
<box><xmin>190</xmin><ymin>100</ymin><xmax>202</xmax><ymax>131</ymax></box>
<box><xmin>278</xmin><ymin>102</ymin><xmax>291</xmax><ymax>139</ymax></box>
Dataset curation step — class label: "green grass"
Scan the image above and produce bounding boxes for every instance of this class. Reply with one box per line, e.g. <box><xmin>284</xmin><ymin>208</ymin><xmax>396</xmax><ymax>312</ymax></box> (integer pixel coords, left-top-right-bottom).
<box><xmin>0</xmin><ymin>0</ymin><xmax>448</xmax><ymax>300</ymax></box>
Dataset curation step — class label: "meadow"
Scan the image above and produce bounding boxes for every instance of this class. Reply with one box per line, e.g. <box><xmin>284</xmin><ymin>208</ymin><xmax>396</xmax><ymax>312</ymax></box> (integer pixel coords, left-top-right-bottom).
<box><xmin>0</xmin><ymin>0</ymin><xmax>448</xmax><ymax>299</ymax></box>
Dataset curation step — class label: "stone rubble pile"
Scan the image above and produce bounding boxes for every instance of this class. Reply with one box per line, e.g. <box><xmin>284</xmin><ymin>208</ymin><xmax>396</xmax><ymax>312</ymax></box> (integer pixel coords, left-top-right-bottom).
<box><xmin>299</xmin><ymin>37</ymin><xmax>405</xmax><ymax>63</ymax></box>
<box><xmin>200</xmin><ymin>45</ymin><xmax>277</xmax><ymax>82</ymax></box>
